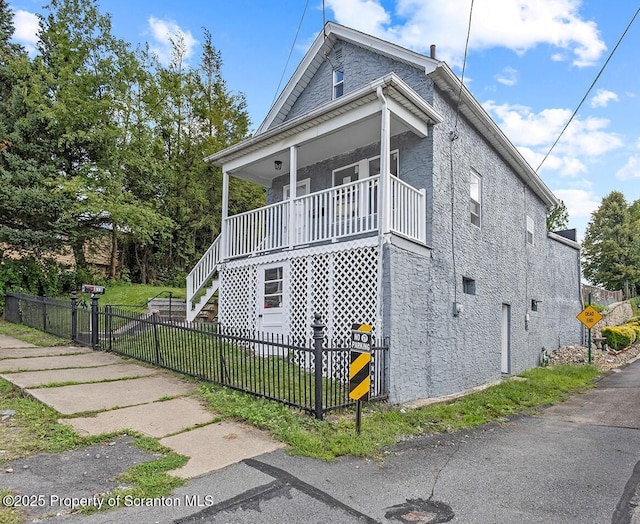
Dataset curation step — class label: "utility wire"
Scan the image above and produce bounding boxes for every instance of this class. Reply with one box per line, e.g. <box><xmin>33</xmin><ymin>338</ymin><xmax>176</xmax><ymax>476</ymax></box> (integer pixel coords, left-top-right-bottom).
<box><xmin>450</xmin><ymin>0</ymin><xmax>475</xmax><ymax>307</ymax></box>
<box><xmin>536</xmin><ymin>6</ymin><xmax>640</xmax><ymax>172</ymax></box>
<box><xmin>271</xmin><ymin>0</ymin><xmax>311</xmax><ymax>108</ymax></box>
<box><xmin>453</xmin><ymin>0</ymin><xmax>475</xmax><ymax>133</ymax></box>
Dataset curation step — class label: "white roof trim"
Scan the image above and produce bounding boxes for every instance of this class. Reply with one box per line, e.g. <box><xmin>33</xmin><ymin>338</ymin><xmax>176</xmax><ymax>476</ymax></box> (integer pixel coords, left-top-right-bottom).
<box><xmin>548</xmin><ymin>231</ymin><xmax>580</xmax><ymax>250</ymax></box>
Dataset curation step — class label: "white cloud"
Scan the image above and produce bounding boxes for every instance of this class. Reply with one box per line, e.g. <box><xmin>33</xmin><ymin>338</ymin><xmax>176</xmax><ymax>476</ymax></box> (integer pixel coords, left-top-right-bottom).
<box><xmin>147</xmin><ymin>17</ymin><xmax>198</xmax><ymax>67</ymax></box>
<box><xmin>326</xmin><ymin>0</ymin><xmax>606</xmax><ymax>67</ymax></box>
<box><xmin>553</xmin><ymin>188</ymin><xmax>600</xmax><ymax>218</ymax></box>
<box><xmin>12</xmin><ymin>9</ymin><xmax>40</xmax><ymax>54</ymax></box>
<box><xmin>590</xmin><ymin>89</ymin><xmax>619</xmax><ymax>108</ymax></box>
<box><xmin>483</xmin><ymin>101</ymin><xmax>623</xmax><ymax>169</ymax></box>
<box><xmin>495</xmin><ymin>67</ymin><xmax>518</xmax><ymax>86</ymax></box>
<box><xmin>615</xmin><ymin>156</ymin><xmax>640</xmax><ymax>181</ymax></box>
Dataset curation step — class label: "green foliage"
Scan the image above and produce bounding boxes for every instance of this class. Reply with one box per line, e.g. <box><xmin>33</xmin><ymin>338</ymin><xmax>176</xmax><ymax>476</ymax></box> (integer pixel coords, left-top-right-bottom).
<box><xmin>601</xmin><ymin>325</ymin><xmax>637</xmax><ymax>351</ymax></box>
<box><xmin>582</xmin><ymin>192</ymin><xmax>640</xmax><ymax>298</ymax></box>
<box><xmin>590</xmin><ymin>303</ymin><xmax>607</xmax><ymax>313</ymax></box>
<box><xmin>546</xmin><ymin>200</ymin><xmax>569</xmax><ymax>232</ymax></box>
<box><xmin>0</xmin><ymin>258</ymin><xmax>88</xmax><ymax>314</ymax></box>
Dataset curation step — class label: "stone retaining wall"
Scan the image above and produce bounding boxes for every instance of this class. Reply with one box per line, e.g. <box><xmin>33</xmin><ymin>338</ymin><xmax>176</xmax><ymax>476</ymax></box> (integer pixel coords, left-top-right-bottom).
<box><xmin>591</xmin><ymin>301</ymin><xmax>634</xmax><ymax>341</ymax></box>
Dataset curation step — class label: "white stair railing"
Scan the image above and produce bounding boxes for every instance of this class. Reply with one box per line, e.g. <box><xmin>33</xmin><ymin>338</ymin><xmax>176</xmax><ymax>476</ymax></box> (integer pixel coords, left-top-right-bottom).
<box><xmin>186</xmin><ymin>235</ymin><xmax>221</xmax><ymax>321</ymax></box>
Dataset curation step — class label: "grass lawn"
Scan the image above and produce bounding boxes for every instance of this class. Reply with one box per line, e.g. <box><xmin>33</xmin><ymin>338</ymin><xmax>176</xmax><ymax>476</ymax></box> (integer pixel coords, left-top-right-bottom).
<box><xmin>0</xmin><ymin>320</ymin><xmax>69</xmax><ymax>346</ymax></box>
<box><xmin>76</xmin><ymin>283</ymin><xmax>186</xmax><ymax>309</ymax></box>
<box><xmin>199</xmin><ymin>363</ymin><xmax>602</xmax><ymax>460</ymax></box>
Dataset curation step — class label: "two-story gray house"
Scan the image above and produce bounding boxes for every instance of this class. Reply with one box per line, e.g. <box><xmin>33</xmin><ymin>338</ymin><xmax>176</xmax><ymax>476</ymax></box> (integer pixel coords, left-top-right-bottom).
<box><xmin>186</xmin><ymin>22</ymin><xmax>583</xmax><ymax>403</ymax></box>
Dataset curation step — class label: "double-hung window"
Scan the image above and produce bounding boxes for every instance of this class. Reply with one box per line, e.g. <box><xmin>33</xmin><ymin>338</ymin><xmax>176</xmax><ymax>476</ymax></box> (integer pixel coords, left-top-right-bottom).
<box><xmin>470</xmin><ymin>171</ymin><xmax>481</xmax><ymax>227</ymax></box>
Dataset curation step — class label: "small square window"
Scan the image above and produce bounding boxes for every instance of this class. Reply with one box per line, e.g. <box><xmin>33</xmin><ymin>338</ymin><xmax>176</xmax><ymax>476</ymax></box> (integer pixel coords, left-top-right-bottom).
<box><xmin>463</xmin><ymin>277</ymin><xmax>476</xmax><ymax>295</ymax></box>
<box><xmin>333</xmin><ymin>69</ymin><xmax>344</xmax><ymax>99</ymax></box>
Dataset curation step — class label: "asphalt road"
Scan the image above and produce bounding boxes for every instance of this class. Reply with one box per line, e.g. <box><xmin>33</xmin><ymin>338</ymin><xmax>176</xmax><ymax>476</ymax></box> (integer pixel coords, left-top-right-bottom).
<box><xmin>58</xmin><ymin>359</ymin><xmax>640</xmax><ymax>524</ymax></box>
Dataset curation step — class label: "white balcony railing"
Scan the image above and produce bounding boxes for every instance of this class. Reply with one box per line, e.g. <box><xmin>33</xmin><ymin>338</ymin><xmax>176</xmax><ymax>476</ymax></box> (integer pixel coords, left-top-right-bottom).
<box><xmin>224</xmin><ymin>174</ymin><xmax>424</xmax><ymax>258</ymax></box>
<box><xmin>390</xmin><ymin>176</ymin><xmax>426</xmax><ymax>243</ymax></box>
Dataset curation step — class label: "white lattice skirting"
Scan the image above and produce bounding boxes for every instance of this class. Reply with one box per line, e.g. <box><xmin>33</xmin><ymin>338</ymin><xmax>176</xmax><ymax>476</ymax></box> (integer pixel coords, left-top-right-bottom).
<box><xmin>218</xmin><ymin>238</ymin><xmax>380</xmax><ymax>345</ymax></box>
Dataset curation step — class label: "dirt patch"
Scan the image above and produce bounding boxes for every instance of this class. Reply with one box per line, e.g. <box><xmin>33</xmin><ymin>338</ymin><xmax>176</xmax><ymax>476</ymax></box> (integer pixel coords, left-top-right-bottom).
<box><xmin>0</xmin><ymin>436</ymin><xmax>157</xmax><ymax>520</ymax></box>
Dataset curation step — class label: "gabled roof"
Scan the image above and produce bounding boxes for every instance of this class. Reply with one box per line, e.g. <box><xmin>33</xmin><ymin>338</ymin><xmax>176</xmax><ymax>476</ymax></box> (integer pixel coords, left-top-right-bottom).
<box><xmin>256</xmin><ymin>22</ymin><xmax>440</xmax><ymax>135</ymax></box>
<box><xmin>255</xmin><ymin>22</ymin><xmax>558</xmax><ymax>207</ymax></box>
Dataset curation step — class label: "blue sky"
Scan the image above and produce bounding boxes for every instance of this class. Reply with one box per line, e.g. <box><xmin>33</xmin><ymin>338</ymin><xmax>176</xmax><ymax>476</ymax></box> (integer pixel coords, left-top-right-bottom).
<box><xmin>9</xmin><ymin>0</ymin><xmax>640</xmax><ymax>240</ymax></box>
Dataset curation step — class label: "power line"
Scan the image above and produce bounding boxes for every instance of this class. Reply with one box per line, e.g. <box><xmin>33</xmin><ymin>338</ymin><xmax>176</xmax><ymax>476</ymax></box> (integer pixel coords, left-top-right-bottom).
<box><xmin>453</xmin><ymin>0</ymin><xmax>475</xmax><ymax>133</ymax></box>
<box><xmin>270</xmin><ymin>0</ymin><xmax>311</xmax><ymax>108</ymax></box>
<box><xmin>536</xmin><ymin>6</ymin><xmax>640</xmax><ymax>172</ymax></box>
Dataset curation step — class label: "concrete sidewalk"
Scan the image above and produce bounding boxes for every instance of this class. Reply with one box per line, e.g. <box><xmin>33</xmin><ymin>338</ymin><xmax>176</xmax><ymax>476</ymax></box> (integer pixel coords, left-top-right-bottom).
<box><xmin>0</xmin><ymin>336</ymin><xmax>284</xmax><ymax>479</ymax></box>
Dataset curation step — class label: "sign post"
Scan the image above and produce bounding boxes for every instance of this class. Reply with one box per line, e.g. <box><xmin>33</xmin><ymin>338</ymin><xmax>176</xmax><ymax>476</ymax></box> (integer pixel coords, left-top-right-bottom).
<box><xmin>576</xmin><ymin>293</ymin><xmax>603</xmax><ymax>364</ymax></box>
<box><xmin>349</xmin><ymin>323</ymin><xmax>373</xmax><ymax>435</ymax></box>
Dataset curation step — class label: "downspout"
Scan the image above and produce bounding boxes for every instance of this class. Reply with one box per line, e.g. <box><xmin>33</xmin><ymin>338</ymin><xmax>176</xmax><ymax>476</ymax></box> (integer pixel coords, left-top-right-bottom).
<box><xmin>375</xmin><ymin>86</ymin><xmax>389</xmax><ymax>342</ymax></box>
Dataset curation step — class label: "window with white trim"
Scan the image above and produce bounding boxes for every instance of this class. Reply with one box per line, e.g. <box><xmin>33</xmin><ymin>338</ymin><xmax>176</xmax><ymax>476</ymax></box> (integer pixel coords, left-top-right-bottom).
<box><xmin>526</xmin><ymin>215</ymin><xmax>534</xmax><ymax>245</ymax></box>
<box><xmin>333</xmin><ymin>69</ymin><xmax>344</xmax><ymax>99</ymax></box>
<box><xmin>470</xmin><ymin>171</ymin><xmax>481</xmax><ymax>227</ymax></box>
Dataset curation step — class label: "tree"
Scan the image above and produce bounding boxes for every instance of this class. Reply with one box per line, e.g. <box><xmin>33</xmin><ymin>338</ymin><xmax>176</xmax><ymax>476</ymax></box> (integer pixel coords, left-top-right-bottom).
<box><xmin>36</xmin><ymin>0</ymin><xmax>173</xmax><ymax>278</ymax></box>
<box><xmin>0</xmin><ymin>1</ymin><xmax>70</xmax><ymax>256</ymax></box>
<box><xmin>546</xmin><ymin>200</ymin><xmax>569</xmax><ymax>232</ymax></box>
<box><xmin>582</xmin><ymin>191</ymin><xmax>640</xmax><ymax>297</ymax></box>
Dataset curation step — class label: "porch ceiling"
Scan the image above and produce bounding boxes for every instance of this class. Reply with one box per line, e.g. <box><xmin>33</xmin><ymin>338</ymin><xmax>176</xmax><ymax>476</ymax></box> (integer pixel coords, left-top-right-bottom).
<box><xmin>234</xmin><ymin>113</ymin><xmax>414</xmax><ymax>186</ymax></box>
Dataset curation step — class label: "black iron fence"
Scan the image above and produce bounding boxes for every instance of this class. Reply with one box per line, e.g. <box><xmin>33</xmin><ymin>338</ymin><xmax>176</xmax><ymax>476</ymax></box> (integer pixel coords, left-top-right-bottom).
<box><xmin>3</xmin><ymin>292</ymin><xmax>388</xmax><ymax>418</ymax></box>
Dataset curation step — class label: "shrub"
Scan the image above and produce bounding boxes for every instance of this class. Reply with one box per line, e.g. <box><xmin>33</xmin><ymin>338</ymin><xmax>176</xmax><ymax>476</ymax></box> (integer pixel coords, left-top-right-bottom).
<box><xmin>591</xmin><ymin>303</ymin><xmax>608</xmax><ymax>313</ymax></box>
<box><xmin>626</xmin><ymin>323</ymin><xmax>640</xmax><ymax>339</ymax></box>
<box><xmin>0</xmin><ymin>258</ymin><xmax>83</xmax><ymax>315</ymax></box>
<box><xmin>601</xmin><ymin>326</ymin><xmax>637</xmax><ymax>351</ymax></box>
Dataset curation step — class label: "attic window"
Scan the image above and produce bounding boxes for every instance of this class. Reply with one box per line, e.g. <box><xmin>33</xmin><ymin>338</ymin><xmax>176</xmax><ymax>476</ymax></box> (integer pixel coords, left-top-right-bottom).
<box><xmin>333</xmin><ymin>69</ymin><xmax>344</xmax><ymax>99</ymax></box>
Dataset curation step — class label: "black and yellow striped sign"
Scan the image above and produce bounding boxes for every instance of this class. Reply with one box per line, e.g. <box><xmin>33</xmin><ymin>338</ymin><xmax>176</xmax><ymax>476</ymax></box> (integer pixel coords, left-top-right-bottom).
<box><xmin>349</xmin><ymin>350</ymin><xmax>371</xmax><ymax>401</ymax></box>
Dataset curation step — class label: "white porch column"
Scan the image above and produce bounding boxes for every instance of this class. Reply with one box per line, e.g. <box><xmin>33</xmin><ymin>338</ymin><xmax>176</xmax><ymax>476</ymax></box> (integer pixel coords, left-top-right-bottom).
<box><xmin>221</xmin><ymin>169</ymin><xmax>229</xmax><ymax>260</ymax></box>
<box><xmin>288</xmin><ymin>145</ymin><xmax>298</xmax><ymax>248</ymax></box>
<box><xmin>377</xmin><ymin>87</ymin><xmax>391</xmax><ymax>234</ymax></box>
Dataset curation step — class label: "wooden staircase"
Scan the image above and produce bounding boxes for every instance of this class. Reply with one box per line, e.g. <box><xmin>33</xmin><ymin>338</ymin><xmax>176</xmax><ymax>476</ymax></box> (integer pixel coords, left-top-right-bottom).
<box><xmin>186</xmin><ymin>235</ymin><xmax>221</xmax><ymax>322</ymax></box>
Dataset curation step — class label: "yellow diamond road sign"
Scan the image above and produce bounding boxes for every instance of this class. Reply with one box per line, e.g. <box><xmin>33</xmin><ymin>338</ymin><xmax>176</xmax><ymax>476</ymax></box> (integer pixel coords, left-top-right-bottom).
<box><xmin>576</xmin><ymin>305</ymin><xmax>603</xmax><ymax>329</ymax></box>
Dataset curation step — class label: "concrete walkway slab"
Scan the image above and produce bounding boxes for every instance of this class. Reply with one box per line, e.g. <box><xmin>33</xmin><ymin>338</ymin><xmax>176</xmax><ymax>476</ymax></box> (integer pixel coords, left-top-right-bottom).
<box><xmin>60</xmin><ymin>397</ymin><xmax>215</xmax><ymax>438</ymax></box>
<box><xmin>0</xmin><ymin>346</ymin><xmax>91</xmax><ymax>359</ymax></box>
<box><xmin>0</xmin><ymin>334</ymin><xmax>36</xmax><ymax>348</ymax></box>
<box><xmin>0</xmin><ymin>362</ymin><xmax>159</xmax><ymax>388</ymax></box>
<box><xmin>0</xmin><ymin>352</ymin><xmax>123</xmax><ymax>372</ymax></box>
<box><xmin>160</xmin><ymin>421</ymin><xmax>285</xmax><ymax>479</ymax></box>
<box><xmin>25</xmin><ymin>374</ymin><xmax>197</xmax><ymax>415</ymax></box>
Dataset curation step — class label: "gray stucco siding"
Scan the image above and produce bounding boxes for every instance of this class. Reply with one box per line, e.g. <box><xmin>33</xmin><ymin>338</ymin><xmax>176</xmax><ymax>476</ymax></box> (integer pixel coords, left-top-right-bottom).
<box><xmin>383</xmin><ymin>241</ymin><xmax>432</xmax><ymax>402</ymax></box>
<box><xmin>285</xmin><ymin>40</ymin><xmax>434</xmax><ymax>124</ymax></box>
<box><xmin>414</xmin><ymin>84</ymin><xmax>582</xmax><ymax>398</ymax></box>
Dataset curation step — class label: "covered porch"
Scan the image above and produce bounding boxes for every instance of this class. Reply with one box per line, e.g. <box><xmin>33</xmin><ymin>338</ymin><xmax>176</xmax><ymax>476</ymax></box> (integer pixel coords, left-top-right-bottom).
<box><xmin>187</xmin><ymin>73</ymin><xmax>443</xmax><ymax>320</ymax></box>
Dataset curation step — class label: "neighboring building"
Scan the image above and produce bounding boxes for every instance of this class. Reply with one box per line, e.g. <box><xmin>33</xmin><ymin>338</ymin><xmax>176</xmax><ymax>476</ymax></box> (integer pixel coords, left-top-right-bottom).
<box><xmin>187</xmin><ymin>23</ymin><xmax>582</xmax><ymax>403</ymax></box>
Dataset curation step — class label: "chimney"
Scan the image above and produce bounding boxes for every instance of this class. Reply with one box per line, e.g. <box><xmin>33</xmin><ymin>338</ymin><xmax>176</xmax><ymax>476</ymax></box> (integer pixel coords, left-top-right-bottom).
<box><xmin>430</xmin><ymin>44</ymin><xmax>436</xmax><ymax>59</ymax></box>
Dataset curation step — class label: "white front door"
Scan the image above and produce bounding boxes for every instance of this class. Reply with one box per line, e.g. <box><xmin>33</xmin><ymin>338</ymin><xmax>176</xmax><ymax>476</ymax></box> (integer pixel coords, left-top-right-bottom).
<box><xmin>257</xmin><ymin>263</ymin><xmax>287</xmax><ymax>337</ymax></box>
